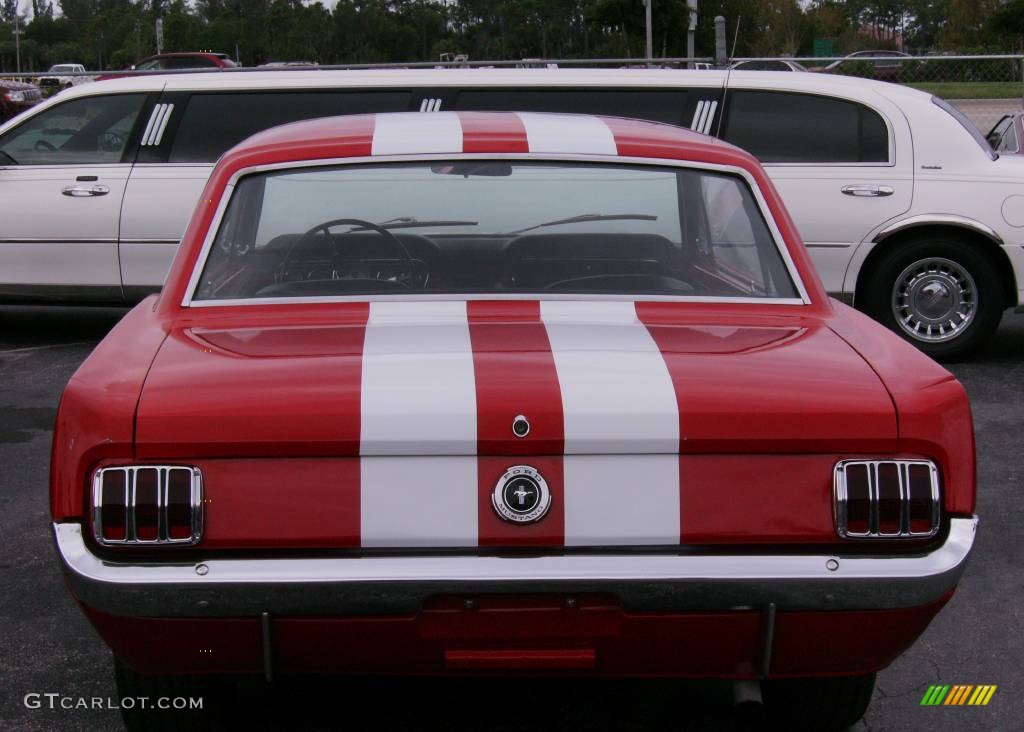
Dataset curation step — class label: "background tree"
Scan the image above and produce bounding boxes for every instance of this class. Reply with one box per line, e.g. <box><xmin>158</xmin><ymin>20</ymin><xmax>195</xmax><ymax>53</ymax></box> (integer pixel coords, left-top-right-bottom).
<box><xmin>2</xmin><ymin>0</ymin><xmax>1021</xmax><ymax>73</ymax></box>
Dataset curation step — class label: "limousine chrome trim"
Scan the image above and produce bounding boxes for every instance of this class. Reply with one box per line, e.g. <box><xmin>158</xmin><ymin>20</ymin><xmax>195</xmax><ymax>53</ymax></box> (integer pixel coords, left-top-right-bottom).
<box><xmin>139</xmin><ymin>104</ymin><xmax>162</xmax><ymax>146</ymax></box>
<box><xmin>0</xmin><ymin>238</ymin><xmax>180</xmax><ymax>245</ymax></box>
<box><xmin>690</xmin><ymin>100</ymin><xmax>718</xmax><ymax>135</ymax></box>
<box><xmin>141</xmin><ymin>103</ymin><xmax>175</xmax><ymax>147</ymax></box>
<box><xmin>120</xmin><ymin>238</ymin><xmax>182</xmax><ymax>245</ymax></box>
<box><xmin>0</xmin><ymin>237</ymin><xmax>117</xmax><ymax>244</ymax></box>
<box><xmin>873</xmin><ymin>214</ymin><xmax>1005</xmax><ymax>246</ymax></box>
<box><xmin>180</xmin><ymin>152</ymin><xmax>813</xmax><ymax>307</ymax></box>
<box><xmin>54</xmin><ymin>517</ymin><xmax>976</xmax><ymax>617</ymax></box>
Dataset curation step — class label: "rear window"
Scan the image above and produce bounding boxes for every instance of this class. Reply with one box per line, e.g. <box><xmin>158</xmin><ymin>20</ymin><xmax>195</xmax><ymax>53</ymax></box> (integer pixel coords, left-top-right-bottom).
<box><xmin>169</xmin><ymin>91</ymin><xmax>412</xmax><ymax>163</ymax></box>
<box><xmin>192</xmin><ymin>160</ymin><xmax>799</xmax><ymax>303</ymax></box>
<box><xmin>722</xmin><ymin>90</ymin><xmax>889</xmax><ymax>164</ymax></box>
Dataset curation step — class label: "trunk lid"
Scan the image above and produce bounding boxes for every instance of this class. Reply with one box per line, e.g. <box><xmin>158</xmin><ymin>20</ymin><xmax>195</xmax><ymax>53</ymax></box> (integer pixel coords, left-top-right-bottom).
<box><xmin>137</xmin><ymin>302</ymin><xmax>896</xmax><ymax>457</ymax></box>
<box><xmin>135</xmin><ymin>301</ymin><xmax>895</xmax><ymax>549</ymax></box>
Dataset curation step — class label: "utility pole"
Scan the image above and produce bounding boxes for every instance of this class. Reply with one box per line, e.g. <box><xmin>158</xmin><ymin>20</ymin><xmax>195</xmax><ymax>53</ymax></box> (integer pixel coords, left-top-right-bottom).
<box><xmin>686</xmin><ymin>0</ymin><xmax>698</xmax><ymax>68</ymax></box>
<box><xmin>13</xmin><ymin>2</ymin><xmax>24</xmax><ymax>73</ymax></box>
<box><xmin>644</xmin><ymin>0</ymin><xmax>653</xmax><ymax>61</ymax></box>
<box><xmin>714</xmin><ymin>15</ymin><xmax>726</xmax><ymax>68</ymax></box>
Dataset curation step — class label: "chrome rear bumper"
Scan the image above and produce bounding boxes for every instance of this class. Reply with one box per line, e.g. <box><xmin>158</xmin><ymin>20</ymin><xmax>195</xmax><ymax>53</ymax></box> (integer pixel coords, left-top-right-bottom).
<box><xmin>54</xmin><ymin>518</ymin><xmax>976</xmax><ymax>618</ymax></box>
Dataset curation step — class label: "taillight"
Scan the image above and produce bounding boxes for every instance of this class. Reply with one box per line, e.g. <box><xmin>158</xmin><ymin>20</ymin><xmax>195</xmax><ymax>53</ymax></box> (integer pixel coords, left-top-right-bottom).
<box><xmin>91</xmin><ymin>466</ymin><xmax>203</xmax><ymax>545</ymax></box>
<box><xmin>833</xmin><ymin>460</ymin><xmax>940</xmax><ymax>539</ymax></box>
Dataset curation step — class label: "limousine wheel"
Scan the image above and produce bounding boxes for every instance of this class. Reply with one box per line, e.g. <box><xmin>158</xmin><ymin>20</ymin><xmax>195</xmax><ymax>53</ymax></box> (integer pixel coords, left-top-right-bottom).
<box><xmin>863</xmin><ymin>234</ymin><xmax>1003</xmax><ymax>361</ymax></box>
<box><xmin>114</xmin><ymin>656</ymin><xmax>227</xmax><ymax>732</ymax></box>
<box><xmin>763</xmin><ymin>673</ymin><xmax>875</xmax><ymax>731</ymax></box>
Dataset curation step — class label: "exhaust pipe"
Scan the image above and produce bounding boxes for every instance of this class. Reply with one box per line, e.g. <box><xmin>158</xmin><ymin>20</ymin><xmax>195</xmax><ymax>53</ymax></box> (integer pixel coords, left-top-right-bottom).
<box><xmin>732</xmin><ymin>680</ymin><xmax>763</xmax><ymax>708</ymax></box>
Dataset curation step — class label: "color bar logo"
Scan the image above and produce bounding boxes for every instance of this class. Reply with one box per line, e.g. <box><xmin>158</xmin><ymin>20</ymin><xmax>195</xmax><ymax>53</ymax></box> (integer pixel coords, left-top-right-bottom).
<box><xmin>920</xmin><ymin>685</ymin><xmax>997</xmax><ymax>706</ymax></box>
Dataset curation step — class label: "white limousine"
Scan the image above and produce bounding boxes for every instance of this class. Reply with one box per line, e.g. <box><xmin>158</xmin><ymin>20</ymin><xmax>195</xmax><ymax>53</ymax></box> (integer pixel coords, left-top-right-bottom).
<box><xmin>0</xmin><ymin>68</ymin><xmax>1021</xmax><ymax>359</ymax></box>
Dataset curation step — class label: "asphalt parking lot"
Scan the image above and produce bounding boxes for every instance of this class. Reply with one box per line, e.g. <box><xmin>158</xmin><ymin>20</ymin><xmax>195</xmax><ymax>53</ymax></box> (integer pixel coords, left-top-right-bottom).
<box><xmin>1</xmin><ymin>304</ymin><xmax>1021</xmax><ymax>732</ymax></box>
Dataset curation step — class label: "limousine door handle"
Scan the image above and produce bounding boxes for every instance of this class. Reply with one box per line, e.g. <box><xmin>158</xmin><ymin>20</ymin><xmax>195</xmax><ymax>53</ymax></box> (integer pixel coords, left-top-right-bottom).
<box><xmin>841</xmin><ymin>184</ymin><xmax>894</xmax><ymax>197</ymax></box>
<box><xmin>61</xmin><ymin>184</ymin><xmax>110</xmax><ymax>197</ymax></box>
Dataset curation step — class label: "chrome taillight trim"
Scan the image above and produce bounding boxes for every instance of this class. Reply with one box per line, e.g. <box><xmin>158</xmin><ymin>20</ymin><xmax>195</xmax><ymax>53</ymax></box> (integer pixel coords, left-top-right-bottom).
<box><xmin>91</xmin><ymin>466</ymin><xmax>203</xmax><ymax>546</ymax></box>
<box><xmin>833</xmin><ymin>459</ymin><xmax>940</xmax><ymax>540</ymax></box>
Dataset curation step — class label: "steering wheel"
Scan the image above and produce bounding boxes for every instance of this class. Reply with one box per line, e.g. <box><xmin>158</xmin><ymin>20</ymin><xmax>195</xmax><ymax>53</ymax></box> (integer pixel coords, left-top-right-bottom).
<box><xmin>277</xmin><ymin>217</ymin><xmax>420</xmax><ymax>285</ymax></box>
<box><xmin>98</xmin><ymin>131</ymin><xmax>124</xmax><ymax>152</ymax></box>
<box><xmin>34</xmin><ymin>139</ymin><xmax>57</xmax><ymax>152</ymax></box>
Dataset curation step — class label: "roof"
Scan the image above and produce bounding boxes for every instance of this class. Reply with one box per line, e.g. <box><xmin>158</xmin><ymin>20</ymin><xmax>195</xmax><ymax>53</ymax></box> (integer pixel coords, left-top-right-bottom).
<box><xmin>217</xmin><ymin>111</ymin><xmax>754</xmax><ymax>173</ymax></box>
<box><xmin>66</xmin><ymin>68</ymin><xmax>728</xmax><ymax>95</ymax></box>
<box><xmin>54</xmin><ymin>65</ymin><xmax>932</xmax><ymax>99</ymax></box>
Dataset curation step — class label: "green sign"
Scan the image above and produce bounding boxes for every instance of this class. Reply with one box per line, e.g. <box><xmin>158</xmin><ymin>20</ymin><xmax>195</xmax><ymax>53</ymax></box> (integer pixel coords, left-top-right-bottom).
<box><xmin>813</xmin><ymin>39</ymin><xmax>834</xmax><ymax>58</ymax></box>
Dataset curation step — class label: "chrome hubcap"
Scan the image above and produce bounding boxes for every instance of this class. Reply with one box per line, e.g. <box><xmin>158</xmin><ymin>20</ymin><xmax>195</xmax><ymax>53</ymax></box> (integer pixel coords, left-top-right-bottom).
<box><xmin>891</xmin><ymin>257</ymin><xmax>976</xmax><ymax>343</ymax></box>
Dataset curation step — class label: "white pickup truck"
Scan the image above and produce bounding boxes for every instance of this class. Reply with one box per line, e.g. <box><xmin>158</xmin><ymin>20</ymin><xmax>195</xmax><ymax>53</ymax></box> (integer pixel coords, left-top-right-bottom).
<box><xmin>37</xmin><ymin>64</ymin><xmax>93</xmax><ymax>92</ymax></box>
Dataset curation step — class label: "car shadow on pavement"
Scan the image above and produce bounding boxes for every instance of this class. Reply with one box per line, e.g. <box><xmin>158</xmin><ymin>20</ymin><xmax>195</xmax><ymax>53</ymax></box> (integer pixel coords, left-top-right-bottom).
<box><xmin>223</xmin><ymin>675</ymin><xmax>766</xmax><ymax>732</ymax></box>
<box><xmin>0</xmin><ymin>305</ymin><xmax>130</xmax><ymax>351</ymax></box>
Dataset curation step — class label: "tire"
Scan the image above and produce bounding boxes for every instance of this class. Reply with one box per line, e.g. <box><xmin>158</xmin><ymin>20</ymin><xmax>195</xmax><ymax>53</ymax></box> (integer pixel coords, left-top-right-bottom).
<box><xmin>762</xmin><ymin>673</ymin><xmax>875</xmax><ymax>731</ymax></box>
<box><xmin>861</xmin><ymin>234</ymin><xmax>1004</xmax><ymax>361</ymax></box>
<box><xmin>113</xmin><ymin>656</ymin><xmax>227</xmax><ymax>732</ymax></box>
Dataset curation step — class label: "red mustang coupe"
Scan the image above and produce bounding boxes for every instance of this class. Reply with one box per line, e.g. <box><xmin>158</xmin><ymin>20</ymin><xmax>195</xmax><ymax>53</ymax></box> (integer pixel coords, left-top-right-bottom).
<box><xmin>51</xmin><ymin>111</ymin><xmax>976</xmax><ymax>730</ymax></box>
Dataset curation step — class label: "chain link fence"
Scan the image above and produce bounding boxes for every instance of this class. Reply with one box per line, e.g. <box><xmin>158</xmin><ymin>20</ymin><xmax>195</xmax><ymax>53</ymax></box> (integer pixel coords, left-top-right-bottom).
<box><xmin>2</xmin><ymin>54</ymin><xmax>1022</xmax><ymax>137</ymax></box>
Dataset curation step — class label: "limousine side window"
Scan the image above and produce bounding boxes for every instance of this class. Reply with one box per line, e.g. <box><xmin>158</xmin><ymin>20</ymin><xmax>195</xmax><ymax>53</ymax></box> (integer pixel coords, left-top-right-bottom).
<box><xmin>455</xmin><ymin>89</ymin><xmax>690</xmax><ymax>126</ymax></box>
<box><xmin>0</xmin><ymin>94</ymin><xmax>146</xmax><ymax>166</ymax></box>
<box><xmin>721</xmin><ymin>90</ymin><xmax>889</xmax><ymax>164</ymax></box>
<box><xmin>168</xmin><ymin>91</ymin><xmax>413</xmax><ymax>163</ymax></box>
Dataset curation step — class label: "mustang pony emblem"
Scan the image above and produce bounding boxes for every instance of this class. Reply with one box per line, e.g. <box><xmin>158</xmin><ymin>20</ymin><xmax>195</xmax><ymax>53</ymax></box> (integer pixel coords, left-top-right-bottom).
<box><xmin>492</xmin><ymin>465</ymin><xmax>551</xmax><ymax>524</ymax></box>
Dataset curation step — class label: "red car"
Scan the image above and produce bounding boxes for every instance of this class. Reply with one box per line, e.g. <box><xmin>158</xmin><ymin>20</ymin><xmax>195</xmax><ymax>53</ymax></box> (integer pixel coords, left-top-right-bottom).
<box><xmin>51</xmin><ymin>111</ymin><xmax>976</xmax><ymax>730</ymax></box>
<box><xmin>0</xmin><ymin>79</ymin><xmax>42</xmax><ymax>122</ymax></box>
<box><xmin>96</xmin><ymin>52</ymin><xmax>237</xmax><ymax>80</ymax></box>
<box><xmin>132</xmin><ymin>52</ymin><xmax>237</xmax><ymax>70</ymax></box>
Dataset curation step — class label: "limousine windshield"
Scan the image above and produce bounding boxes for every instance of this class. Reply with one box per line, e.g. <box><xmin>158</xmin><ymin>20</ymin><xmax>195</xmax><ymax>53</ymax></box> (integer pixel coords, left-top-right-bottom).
<box><xmin>192</xmin><ymin>160</ymin><xmax>800</xmax><ymax>302</ymax></box>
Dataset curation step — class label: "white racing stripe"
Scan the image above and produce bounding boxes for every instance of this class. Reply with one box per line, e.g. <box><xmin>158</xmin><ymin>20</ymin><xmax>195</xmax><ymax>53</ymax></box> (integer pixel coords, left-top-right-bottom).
<box><xmin>516</xmin><ymin>112</ymin><xmax>618</xmax><ymax>155</ymax></box>
<box><xmin>360</xmin><ymin>301</ymin><xmax>478</xmax><ymax>547</ymax></box>
<box><xmin>361</xmin><ymin>457</ymin><xmax>478</xmax><ymax>548</ymax></box>
<box><xmin>563</xmin><ymin>455</ymin><xmax>681</xmax><ymax>545</ymax></box>
<box><xmin>540</xmin><ymin>300</ymin><xmax>678</xmax><ymax>453</ymax></box>
<box><xmin>371</xmin><ymin>112</ymin><xmax>463</xmax><ymax>155</ymax></box>
<box><xmin>540</xmin><ymin>300</ymin><xmax>680</xmax><ymax>545</ymax></box>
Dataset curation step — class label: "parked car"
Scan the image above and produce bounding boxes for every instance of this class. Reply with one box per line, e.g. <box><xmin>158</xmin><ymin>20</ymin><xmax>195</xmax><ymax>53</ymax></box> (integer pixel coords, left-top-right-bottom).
<box><xmin>37</xmin><ymin>63</ymin><xmax>92</xmax><ymax>91</ymax></box>
<box><xmin>987</xmin><ymin>112</ymin><xmax>1022</xmax><ymax>155</ymax></box>
<box><xmin>731</xmin><ymin>59</ymin><xmax>809</xmax><ymax>72</ymax></box>
<box><xmin>1</xmin><ymin>68</ymin><xmax>1021</xmax><ymax>359</ymax></box>
<box><xmin>51</xmin><ymin>110</ymin><xmax>977</xmax><ymax>732</ymax></box>
<box><xmin>820</xmin><ymin>50</ymin><xmax>913</xmax><ymax>81</ymax></box>
<box><xmin>94</xmin><ymin>52</ymin><xmax>238</xmax><ymax>81</ymax></box>
<box><xmin>131</xmin><ymin>51</ymin><xmax>237</xmax><ymax>71</ymax></box>
<box><xmin>258</xmin><ymin>61</ymin><xmax>319</xmax><ymax>68</ymax></box>
<box><xmin>0</xmin><ymin>79</ymin><xmax>42</xmax><ymax>122</ymax></box>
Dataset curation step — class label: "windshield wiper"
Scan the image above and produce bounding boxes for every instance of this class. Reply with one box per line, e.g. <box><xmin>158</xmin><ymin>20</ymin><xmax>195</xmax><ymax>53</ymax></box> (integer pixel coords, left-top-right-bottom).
<box><xmin>0</xmin><ymin>149</ymin><xmax>18</xmax><ymax>165</ymax></box>
<box><xmin>361</xmin><ymin>217</ymin><xmax>479</xmax><ymax>231</ymax></box>
<box><xmin>503</xmin><ymin>213</ymin><xmax>657</xmax><ymax>236</ymax></box>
